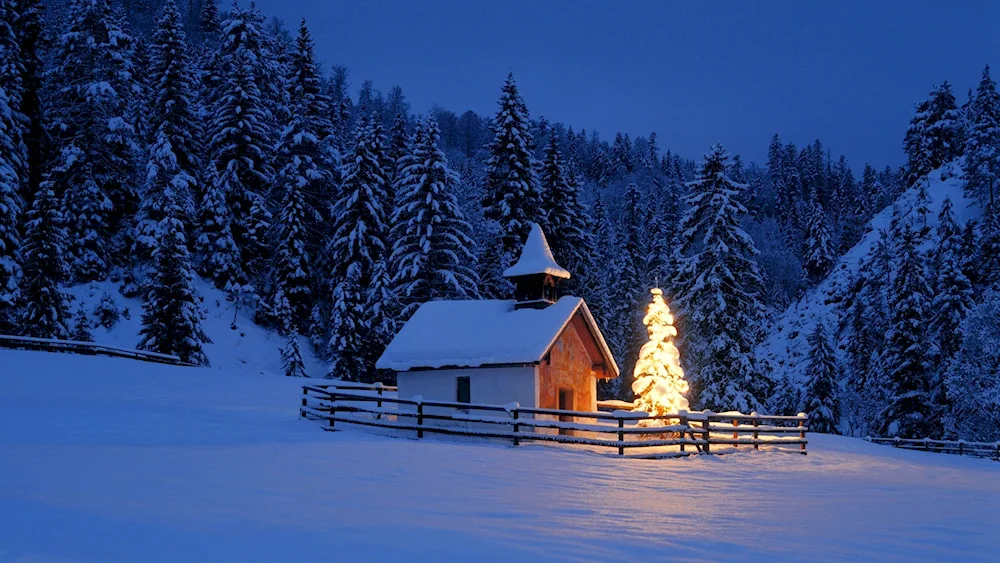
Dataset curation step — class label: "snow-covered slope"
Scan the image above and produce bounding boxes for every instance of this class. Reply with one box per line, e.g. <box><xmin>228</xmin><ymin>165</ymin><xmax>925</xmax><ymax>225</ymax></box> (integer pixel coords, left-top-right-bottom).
<box><xmin>2</xmin><ymin>350</ymin><xmax>998</xmax><ymax>561</ymax></box>
<box><xmin>758</xmin><ymin>162</ymin><xmax>978</xmax><ymax>387</ymax></box>
<box><xmin>62</xmin><ymin>279</ymin><xmax>326</xmax><ymax>376</ymax></box>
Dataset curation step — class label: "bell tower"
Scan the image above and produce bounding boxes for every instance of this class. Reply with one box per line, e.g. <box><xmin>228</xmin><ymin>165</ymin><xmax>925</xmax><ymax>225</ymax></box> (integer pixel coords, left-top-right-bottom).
<box><xmin>503</xmin><ymin>223</ymin><xmax>571</xmax><ymax>309</ymax></box>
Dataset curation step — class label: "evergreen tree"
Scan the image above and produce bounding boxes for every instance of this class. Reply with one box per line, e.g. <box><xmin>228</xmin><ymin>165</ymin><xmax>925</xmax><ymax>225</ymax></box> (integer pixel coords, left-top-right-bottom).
<box><xmin>136</xmin><ymin>0</ymin><xmax>201</xmax><ymax>260</ymax></box>
<box><xmin>47</xmin><ymin>0</ymin><xmax>138</xmax><ymax>281</ymax></box>
<box><xmin>880</xmin><ymin>223</ymin><xmax>934</xmax><ymax>438</ymax></box>
<box><xmin>326</xmin><ymin>115</ymin><xmax>390</xmax><ymax>380</ymax></box>
<box><xmin>327</xmin><ymin>265</ymin><xmax>366</xmax><ymax>380</ymax></box>
<box><xmin>803</xmin><ymin>323</ymin><xmax>839</xmax><ymax>434</ymax></box>
<box><xmin>630</xmin><ymin>287</ymin><xmax>690</xmax><ymax>417</ymax></box>
<box><xmin>273</xmin><ymin>287</ymin><xmax>306</xmax><ymax>377</ymax></box>
<box><xmin>482</xmin><ymin>73</ymin><xmax>541</xmax><ymax>271</ymax></box>
<box><xmin>198</xmin><ymin>0</ymin><xmax>220</xmax><ymax>38</ymax></box>
<box><xmin>979</xmin><ymin>203</ymin><xmax>1000</xmax><ymax>288</ymax></box>
<box><xmin>944</xmin><ymin>288</ymin><xmax>1000</xmax><ymax>441</ymax></box>
<box><xmin>963</xmin><ymin>65</ymin><xmax>1000</xmax><ymax>207</ymax></box>
<box><xmin>615</xmin><ymin>183</ymin><xmax>647</xmax><ymax>396</ymax></box>
<box><xmin>390</xmin><ymin>117</ymin><xmax>479</xmax><ymax>319</ymax></box>
<box><xmin>194</xmin><ymin>168</ymin><xmax>245</xmax><ymax>293</ymax></box>
<box><xmin>0</xmin><ymin>84</ymin><xmax>21</xmax><ymax>332</ymax></box>
<box><xmin>20</xmin><ymin>181</ymin><xmax>70</xmax><ymax>338</ymax></box>
<box><xmin>539</xmin><ymin>136</ymin><xmax>592</xmax><ymax>282</ymax></box>
<box><xmin>10</xmin><ymin>0</ymin><xmax>44</xmax><ymax>209</ymax></box>
<box><xmin>208</xmin><ymin>5</ymin><xmax>275</xmax><ymax>279</ymax></box>
<box><xmin>673</xmin><ymin>144</ymin><xmax>770</xmax><ymax>412</ymax></box>
<box><xmin>137</xmin><ymin>150</ymin><xmax>209</xmax><ymax>366</ymax></box>
<box><xmin>802</xmin><ymin>196</ymin><xmax>834</xmax><ymax>283</ymax></box>
<box><xmin>914</xmin><ymin>178</ymin><xmax>932</xmax><ymax>239</ymax></box>
<box><xmin>904</xmin><ymin>83</ymin><xmax>961</xmax><ymax>187</ymax></box>
<box><xmin>270</xmin><ymin>117</ymin><xmax>318</xmax><ymax>326</ymax></box>
<box><xmin>71</xmin><ymin>303</ymin><xmax>93</xmax><ymax>342</ymax></box>
<box><xmin>931</xmin><ymin>197</ymin><xmax>974</xmax><ymax>361</ymax></box>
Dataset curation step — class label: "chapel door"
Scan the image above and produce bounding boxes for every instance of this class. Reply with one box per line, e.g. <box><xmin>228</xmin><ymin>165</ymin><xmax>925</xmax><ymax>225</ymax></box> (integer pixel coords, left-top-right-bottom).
<box><xmin>558</xmin><ymin>388</ymin><xmax>574</xmax><ymax>436</ymax></box>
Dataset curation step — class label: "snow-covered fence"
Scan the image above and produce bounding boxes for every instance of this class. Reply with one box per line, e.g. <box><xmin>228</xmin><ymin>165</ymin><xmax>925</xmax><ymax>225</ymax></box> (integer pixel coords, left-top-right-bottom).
<box><xmin>866</xmin><ymin>436</ymin><xmax>1000</xmax><ymax>461</ymax></box>
<box><xmin>0</xmin><ymin>334</ymin><xmax>193</xmax><ymax>366</ymax></box>
<box><xmin>300</xmin><ymin>383</ymin><xmax>809</xmax><ymax>458</ymax></box>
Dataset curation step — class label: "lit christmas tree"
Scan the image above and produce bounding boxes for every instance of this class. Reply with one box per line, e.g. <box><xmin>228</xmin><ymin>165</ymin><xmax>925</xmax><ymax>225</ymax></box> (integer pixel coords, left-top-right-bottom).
<box><xmin>631</xmin><ymin>287</ymin><xmax>690</xmax><ymax>417</ymax></box>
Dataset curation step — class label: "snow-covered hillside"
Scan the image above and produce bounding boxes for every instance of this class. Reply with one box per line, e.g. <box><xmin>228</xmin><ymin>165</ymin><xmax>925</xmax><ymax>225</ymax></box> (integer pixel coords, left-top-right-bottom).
<box><xmin>61</xmin><ymin>279</ymin><xmax>325</xmax><ymax>376</ymax></box>
<box><xmin>3</xmin><ymin>349</ymin><xmax>998</xmax><ymax>562</ymax></box>
<box><xmin>758</xmin><ymin>162</ymin><xmax>978</xmax><ymax>388</ymax></box>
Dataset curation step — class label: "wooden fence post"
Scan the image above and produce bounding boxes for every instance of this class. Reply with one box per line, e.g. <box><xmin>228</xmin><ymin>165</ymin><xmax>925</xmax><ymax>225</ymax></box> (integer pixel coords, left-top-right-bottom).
<box><xmin>512</xmin><ymin>408</ymin><xmax>520</xmax><ymax>446</ymax></box>
<box><xmin>752</xmin><ymin>414</ymin><xmax>759</xmax><ymax>451</ymax></box>
<box><xmin>328</xmin><ymin>392</ymin><xmax>336</xmax><ymax>431</ymax></box>
<box><xmin>376</xmin><ymin>382</ymin><xmax>383</xmax><ymax>420</ymax></box>
<box><xmin>679</xmin><ymin>413</ymin><xmax>687</xmax><ymax>453</ymax></box>
<box><xmin>417</xmin><ymin>401</ymin><xmax>424</xmax><ymax>439</ymax></box>
<box><xmin>732</xmin><ymin>418</ymin><xmax>739</xmax><ymax>447</ymax></box>
<box><xmin>703</xmin><ymin>414</ymin><xmax>711</xmax><ymax>454</ymax></box>
<box><xmin>798</xmin><ymin>414</ymin><xmax>807</xmax><ymax>454</ymax></box>
<box><xmin>958</xmin><ymin>441</ymin><xmax>964</xmax><ymax>456</ymax></box>
<box><xmin>300</xmin><ymin>387</ymin><xmax>308</xmax><ymax>418</ymax></box>
<box><xmin>618</xmin><ymin>417</ymin><xmax>624</xmax><ymax>456</ymax></box>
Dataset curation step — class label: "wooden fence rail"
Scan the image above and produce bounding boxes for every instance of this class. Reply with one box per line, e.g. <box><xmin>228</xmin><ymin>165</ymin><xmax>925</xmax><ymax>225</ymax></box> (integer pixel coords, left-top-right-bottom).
<box><xmin>866</xmin><ymin>436</ymin><xmax>1000</xmax><ymax>461</ymax></box>
<box><xmin>0</xmin><ymin>334</ymin><xmax>192</xmax><ymax>366</ymax></box>
<box><xmin>300</xmin><ymin>383</ymin><xmax>808</xmax><ymax>459</ymax></box>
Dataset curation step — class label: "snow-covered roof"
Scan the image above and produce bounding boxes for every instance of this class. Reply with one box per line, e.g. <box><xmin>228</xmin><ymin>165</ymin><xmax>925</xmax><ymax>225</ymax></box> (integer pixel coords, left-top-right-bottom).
<box><xmin>503</xmin><ymin>223</ymin><xmax>571</xmax><ymax>279</ymax></box>
<box><xmin>376</xmin><ymin>297</ymin><xmax>618</xmax><ymax>376</ymax></box>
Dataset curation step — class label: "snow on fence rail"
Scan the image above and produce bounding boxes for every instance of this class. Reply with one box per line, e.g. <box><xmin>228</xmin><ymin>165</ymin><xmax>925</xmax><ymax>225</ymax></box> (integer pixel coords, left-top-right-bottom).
<box><xmin>300</xmin><ymin>383</ymin><xmax>808</xmax><ymax>459</ymax></box>
<box><xmin>0</xmin><ymin>334</ymin><xmax>193</xmax><ymax>367</ymax></box>
<box><xmin>866</xmin><ymin>436</ymin><xmax>1000</xmax><ymax>461</ymax></box>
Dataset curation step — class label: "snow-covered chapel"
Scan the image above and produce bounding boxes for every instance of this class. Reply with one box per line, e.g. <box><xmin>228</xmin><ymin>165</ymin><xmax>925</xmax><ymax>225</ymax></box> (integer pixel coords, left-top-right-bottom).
<box><xmin>376</xmin><ymin>223</ymin><xmax>619</xmax><ymax>411</ymax></box>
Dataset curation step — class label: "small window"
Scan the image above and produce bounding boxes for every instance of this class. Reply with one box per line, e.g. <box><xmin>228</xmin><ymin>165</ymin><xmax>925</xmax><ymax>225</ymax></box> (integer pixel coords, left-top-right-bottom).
<box><xmin>456</xmin><ymin>376</ymin><xmax>471</xmax><ymax>404</ymax></box>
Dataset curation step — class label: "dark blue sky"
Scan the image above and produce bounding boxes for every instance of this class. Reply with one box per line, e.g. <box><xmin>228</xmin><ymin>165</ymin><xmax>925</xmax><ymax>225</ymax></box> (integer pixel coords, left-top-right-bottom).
<box><xmin>251</xmin><ymin>0</ymin><xmax>998</xmax><ymax>169</ymax></box>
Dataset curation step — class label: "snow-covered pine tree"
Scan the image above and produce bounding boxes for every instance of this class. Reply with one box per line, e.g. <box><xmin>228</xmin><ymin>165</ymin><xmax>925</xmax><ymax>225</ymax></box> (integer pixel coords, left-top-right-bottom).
<box><xmin>880</xmin><ymin>222</ymin><xmax>934</xmax><ymax>438</ymax></box>
<box><xmin>539</xmin><ymin>135</ymin><xmax>593</xmax><ymax>286</ymax></box>
<box><xmin>802</xmin><ymin>195</ymin><xmax>834</xmax><ymax>283</ymax></box>
<box><xmin>194</xmin><ymin>166</ymin><xmax>245</xmax><ymax>293</ymax></box>
<box><xmin>270</xmin><ymin>113</ymin><xmax>318</xmax><ymax>327</ymax></box>
<box><xmin>978</xmin><ymin>202</ymin><xmax>1000</xmax><ymax>288</ymax></box>
<box><xmin>20</xmin><ymin>180</ymin><xmax>70</xmax><ymax>339</ymax></box>
<box><xmin>47</xmin><ymin>0</ymin><xmax>138</xmax><ymax>281</ymax></box>
<box><xmin>963</xmin><ymin>65</ymin><xmax>1000</xmax><ymax>208</ymax></box>
<box><xmin>327</xmin><ymin>64</ymin><xmax>353</xmax><ymax>153</ymax></box>
<box><xmin>9</xmin><ymin>0</ymin><xmax>44</xmax><ymax>205</ymax></box>
<box><xmin>673</xmin><ymin>144</ymin><xmax>771</xmax><ymax>413</ymax></box>
<box><xmin>615</xmin><ymin>183</ymin><xmax>648</xmax><ymax>396</ymax></box>
<box><xmin>482</xmin><ymin>73</ymin><xmax>542</xmax><ymax>272</ymax></box>
<box><xmin>0</xmin><ymin>84</ymin><xmax>22</xmax><ymax>332</ymax></box>
<box><xmin>931</xmin><ymin>197</ymin><xmax>974</xmax><ymax>361</ymax></box>
<box><xmin>914</xmin><ymin>178</ymin><xmax>933</xmax><ymax>239</ymax></box>
<box><xmin>282</xmin><ymin>20</ymin><xmax>336</xmax><ymax>246</ymax></box>
<box><xmin>943</xmin><ymin>288</ymin><xmax>1000</xmax><ymax>441</ymax></box>
<box><xmin>804</xmin><ymin>323</ymin><xmax>839</xmax><ymax>434</ymax></box>
<box><xmin>135</xmin><ymin>0</ymin><xmax>201</xmax><ymax>261</ymax></box>
<box><xmin>904</xmin><ymin>83</ymin><xmax>961</xmax><ymax>187</ymax></box>
<box><xmin>0</xmin><ymin>0</ymin><xmax>26</xmax><ymax>191</ymax></box>
<box><xmin>631</xmin><ymin>287</ymin><xmax>690</xmax><ymax>417</ymax></box>
<box><xmin>208</xmin><ymin>5</ymin><xmax>275</xmax><ymax>279</ymax></box>
<box><xmin>589</xmin><ymin>195</ymin><xmax>622</xmax><ymax>392</ymax></box>
<box><xmin>71</xmin><ymin>303</ymin><xmax>93</xmax><ymax>342</ymax></box>
<box><xmin>326</xmin><ymin>114</ymin><xmax>390</xmax><ymax>380</ymax></box>
<box><xmin>390</xmin><ymin>116</ymin><xmax>479</xmax><ymax>319</ymax></box>
<box><xmin>327</xmin><ymin>264</ymin><xmax>366</xmax><ymax>380</ymax></box>
<box><xmin>198</xmin><ymin>0</ymin><xmax>220</xmax><ymax>38</ymax></box>
<box><xmin>273</xmin><ymin>287</ymin><xmax>306</xmax><ymax>377</ymax></box>
<box><xmin>137</xmin><ymin>140</ymin><xmax>209</xmax><ymax>366</ymax></box>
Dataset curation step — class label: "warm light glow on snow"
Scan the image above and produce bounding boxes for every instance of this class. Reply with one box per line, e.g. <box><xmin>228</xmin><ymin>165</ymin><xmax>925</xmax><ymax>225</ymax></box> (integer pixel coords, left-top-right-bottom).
<box><xmin>631</xmin><ymin>288</ymin><xmax>690</xmax><ymax>417</ymax></box>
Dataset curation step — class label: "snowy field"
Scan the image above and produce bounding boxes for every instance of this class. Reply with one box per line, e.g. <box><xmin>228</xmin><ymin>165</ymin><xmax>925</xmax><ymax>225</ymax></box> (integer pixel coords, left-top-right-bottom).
<box><xmin>2</xmin><ymin>350</ymin><xmax>998</xmax><ymax>562</ymax></box>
